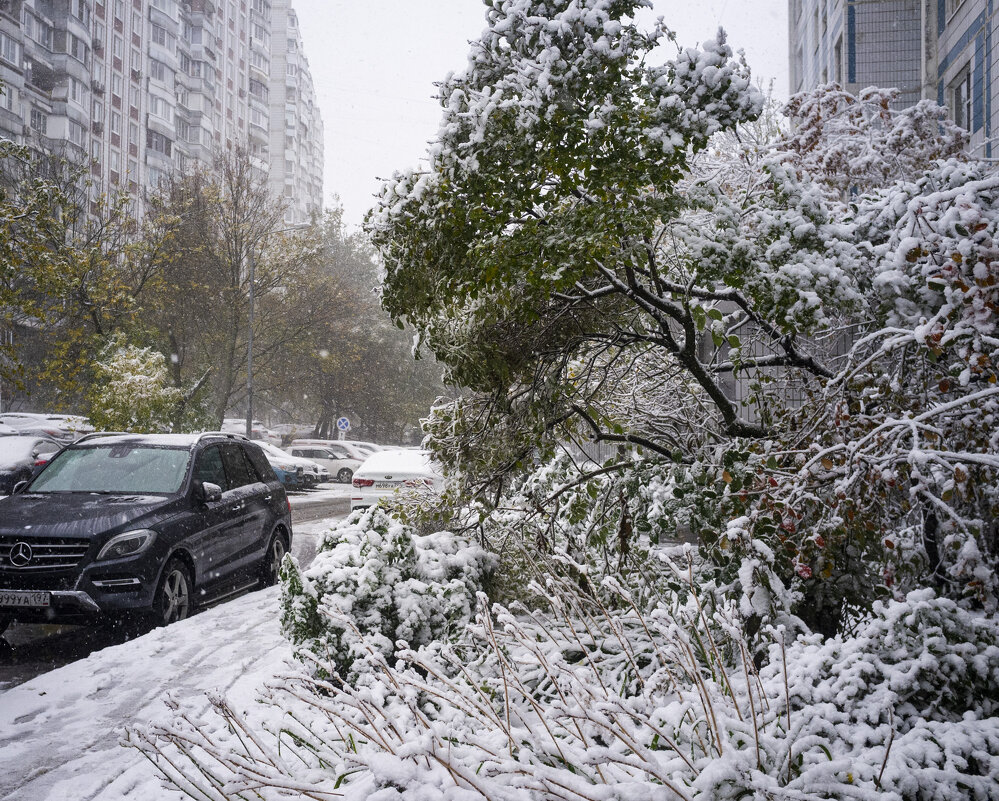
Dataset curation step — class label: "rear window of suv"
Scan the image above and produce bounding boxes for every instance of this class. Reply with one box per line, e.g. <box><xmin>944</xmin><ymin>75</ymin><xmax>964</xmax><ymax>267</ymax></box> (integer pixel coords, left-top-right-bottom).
<box><xmin>29</xmin><ymin>445</ymin><xmax>192</xmax><ymax>494</ymax></box>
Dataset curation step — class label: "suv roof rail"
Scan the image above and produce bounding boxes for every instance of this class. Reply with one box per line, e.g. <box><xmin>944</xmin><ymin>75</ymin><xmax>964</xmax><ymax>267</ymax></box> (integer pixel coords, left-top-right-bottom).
<box><xmin>73</xmin><ymin>432</ymin><xmax>130</xmax><ymax>443</ymax></box>
<box><xmin>196</xmin><ymin>431</ymin><xmax>249</xmax><ymax>442</ymax></box>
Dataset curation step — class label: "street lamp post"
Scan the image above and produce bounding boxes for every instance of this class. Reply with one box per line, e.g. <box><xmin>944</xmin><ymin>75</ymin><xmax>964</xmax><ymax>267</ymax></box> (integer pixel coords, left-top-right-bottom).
<box><xmin>246</xmin><ymin>224</ymin><xmax>308</xmax><ymax>439</ymax></box>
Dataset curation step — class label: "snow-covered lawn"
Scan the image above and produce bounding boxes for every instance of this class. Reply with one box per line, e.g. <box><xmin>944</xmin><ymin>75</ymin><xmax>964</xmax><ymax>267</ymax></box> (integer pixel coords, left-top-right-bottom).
<box><xmin>0</xmin><ymin>517</ymin><xmax>336</xmax><ymax>801</ymax></box>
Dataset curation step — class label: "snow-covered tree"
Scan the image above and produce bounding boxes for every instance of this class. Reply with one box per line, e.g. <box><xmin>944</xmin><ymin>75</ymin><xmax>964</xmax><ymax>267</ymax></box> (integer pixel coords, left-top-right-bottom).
<box><xmin>365</xmin><ymin>0</ymin><xmax>999</xmax><ymax>634</ymax></box>
<box><xmin>87</xmin><ymin>338</ymin><xmax>203</xmax><ymax>432</ymax></box>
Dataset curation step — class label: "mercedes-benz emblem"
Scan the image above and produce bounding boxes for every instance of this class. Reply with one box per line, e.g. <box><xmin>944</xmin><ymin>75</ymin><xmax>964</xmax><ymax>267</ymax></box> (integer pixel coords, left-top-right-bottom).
<box><xmin>9</xmin><ymin>541</ymin><xmax>33</xmax><ymax>568</ymax></box>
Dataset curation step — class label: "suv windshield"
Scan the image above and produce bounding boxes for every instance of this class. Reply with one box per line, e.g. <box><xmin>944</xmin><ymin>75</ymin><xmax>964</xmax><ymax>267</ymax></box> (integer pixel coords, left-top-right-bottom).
<box><xmin>29</xmin><ymin>445</ymin><xmax>192</xmax><ymax>494</ymax></box>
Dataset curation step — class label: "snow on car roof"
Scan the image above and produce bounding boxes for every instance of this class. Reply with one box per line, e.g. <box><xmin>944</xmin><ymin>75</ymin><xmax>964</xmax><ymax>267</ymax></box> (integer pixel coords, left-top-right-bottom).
<box><xmin>74</xmin><ymin>433</ymin><xmax>244</xmax><ymax>448</ymax></box>
<box><xmin>356</xmin><ymin>448</ymin><xmax>439</xmax><ymax>475</ymax></box>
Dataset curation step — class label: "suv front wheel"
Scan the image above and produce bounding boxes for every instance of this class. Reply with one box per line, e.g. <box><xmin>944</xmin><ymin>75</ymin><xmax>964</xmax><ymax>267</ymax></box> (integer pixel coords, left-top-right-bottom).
<box><xmin>151</xmin><ymin>558</ymin><xmax>193</xmax><ymax>627</ymax></box>
<box><xmin>259</xmin><ymin>532</ymin><xmax>288</xmax><ymax>587</ymax></box>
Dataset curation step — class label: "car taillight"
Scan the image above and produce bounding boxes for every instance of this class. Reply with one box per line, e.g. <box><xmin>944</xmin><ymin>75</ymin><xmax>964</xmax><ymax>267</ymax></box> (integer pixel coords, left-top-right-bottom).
<box><xmin>287</xmin><ymin>498</ymin><xmax>291</xmax><ymax>513</ymax></box>
<box><xmin>34</xmin><ymin>458</ymin><xmax>49</xmax><ymax>467</ymax></box>
<box><xmin>353</xmin><ymin>478</ymin><xmax>374</xmax><ymax>488</ymax></box>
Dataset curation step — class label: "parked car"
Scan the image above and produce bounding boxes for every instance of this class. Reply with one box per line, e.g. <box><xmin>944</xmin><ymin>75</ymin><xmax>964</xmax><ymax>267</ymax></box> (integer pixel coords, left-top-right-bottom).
<box><xmin>0</xmin><ymin>432</ymin><xmax>292</xmax><ymax>635</ymax></box>
<box><xmin>288</xmin><ymin>442</ymin><xmax>361</xmax><ymax>484</ymax></box>
<box><xmin>220</xmin><ymin>418</ymin><xmax>282</xmax><ymax>447</ymax></box>
<box><xmin>350</xmin><ymin>449</ymin><xmax>444</xmax><ymax>510</ymax></box>
<box><xmin>0</xmin><ymin>436</ymin><xmax>62</xmax><ymax>494</ymax></box>
<box><xmin>0</xmin><ymin>413</ymin><xmax>93</xmax><ymax>444</ymax></box>
<box><xmin>254</xmin><ymin>442</ymin><xmax>328</xmax><ymax>487</ymax></box>
<box><xmin>294</xmin><ymin>438</ymin><xmax>383</xmax><ymax>457</ymax></box>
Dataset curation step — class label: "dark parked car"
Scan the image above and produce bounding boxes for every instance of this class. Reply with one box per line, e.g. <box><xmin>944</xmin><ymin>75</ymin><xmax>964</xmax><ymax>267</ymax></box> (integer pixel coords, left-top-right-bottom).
<box><xmin>0</xmin><ymin>436</ymin><xmax>62</xmax><ymax>494</ymax></box>
<box><xmin>0</xmin><ymin>432</ymin><xmax>292</xmax><ymax>635</ymax></box>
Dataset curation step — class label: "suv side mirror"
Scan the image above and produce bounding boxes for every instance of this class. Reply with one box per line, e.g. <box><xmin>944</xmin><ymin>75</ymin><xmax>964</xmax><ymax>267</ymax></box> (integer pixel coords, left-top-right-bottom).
<box><xmin>12</xmin><ymin>480</ymin><xmax>27</xmax><ymax>495</ymax></box>
<box><xmin>197</xmin><ymin>481</ymin><xmax>223</xmax><ymax>503</ymax></box>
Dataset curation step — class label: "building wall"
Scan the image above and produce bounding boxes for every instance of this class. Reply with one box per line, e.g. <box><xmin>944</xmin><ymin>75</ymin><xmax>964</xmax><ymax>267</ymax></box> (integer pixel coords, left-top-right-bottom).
<box><xmin>0</xmin><ymin>0</ymin><xmax>323</xmax><ymax>214</ymax></box>
<box><xmin>790</xmin><ymin>0</ymin><xmax>999</xmax><ymax>158</ymax></box>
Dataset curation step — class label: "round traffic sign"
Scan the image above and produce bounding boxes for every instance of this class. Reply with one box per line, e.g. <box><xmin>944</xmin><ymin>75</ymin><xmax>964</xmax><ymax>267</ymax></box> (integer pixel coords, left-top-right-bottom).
<box><xmin>336</xmin><ymin>416</ymin><xmax>350</xmax><ymax>432</ymax></box>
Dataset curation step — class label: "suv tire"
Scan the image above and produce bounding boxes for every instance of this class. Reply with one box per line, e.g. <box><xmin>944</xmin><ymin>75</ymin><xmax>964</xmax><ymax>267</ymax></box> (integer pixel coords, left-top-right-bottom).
<box><xmin>337</xmin><ymin>468</ymin><xmax>353</xmax><ymax>484</ymax></box>
<box><xmin>259</xmin><ymin>532</ymin><xmax>288</xmax><ymax>587</ymax></box>
<box><xmin>151</xmin><ymin>558</ymin><xmax>193</xmax><ymax>627</ymax></box>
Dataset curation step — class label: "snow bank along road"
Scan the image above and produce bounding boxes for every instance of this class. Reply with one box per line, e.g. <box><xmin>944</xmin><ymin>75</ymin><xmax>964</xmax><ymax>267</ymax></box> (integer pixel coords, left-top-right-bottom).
<box><xmin>0</xmin><ymin>516</ymin><xmax>340</xmax><ymax>801</ymax></box>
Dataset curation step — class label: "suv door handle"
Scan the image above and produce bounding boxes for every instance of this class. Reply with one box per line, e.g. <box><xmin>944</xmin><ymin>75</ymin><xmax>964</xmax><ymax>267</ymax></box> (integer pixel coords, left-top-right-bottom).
<box><xmin>231</xmin><ymin>503</ymin><xmax>244</xmax><ymax>512</ymax></box>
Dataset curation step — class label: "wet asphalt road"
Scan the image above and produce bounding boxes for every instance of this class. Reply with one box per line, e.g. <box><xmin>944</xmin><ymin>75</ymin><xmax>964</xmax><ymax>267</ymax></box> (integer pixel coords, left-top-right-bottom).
<box><xmin>0</xmin><ymin>494</ymin><xmax>347</xmax><ymax>691</ymax></box>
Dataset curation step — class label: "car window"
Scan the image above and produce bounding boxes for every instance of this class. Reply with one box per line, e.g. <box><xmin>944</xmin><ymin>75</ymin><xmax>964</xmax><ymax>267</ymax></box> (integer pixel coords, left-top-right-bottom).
<box><xmin>193</xmin><ymin>445</ymin><xmax>228</xmax><ymax>489</ymax></box>
<box><xmin>221</xmin><ymin>443</ymin><xmax>257</xmax><ymax>488</ymax></box>
<box><xmin>29</xmin><ymin>445</ymin><xmax>191</xmax><ymax>494</ymax></box>
<box><xmin>243</xmin><ymin>442</ymin><xmax>278</xmax><ymax>481</ymax></box>
<box><xmin>326</xmin><ymin>445</ymin><xmax>349</xmax><ymax>459</ymax></box>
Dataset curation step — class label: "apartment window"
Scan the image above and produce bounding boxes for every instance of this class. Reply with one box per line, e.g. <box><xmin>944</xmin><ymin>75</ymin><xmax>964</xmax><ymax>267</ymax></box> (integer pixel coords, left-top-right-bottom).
<box><xmin>151</xmin><ymin>23</ymin><xmax>175</xmax><ymax>51</ymax></box>
<box><xmin>150</xmin><ymin>0</ymin><xmax>178</xmax><ymax>17</ymax></box>
<box><xmin>149</xmin><ymin>95</ymin><xmax>173</xmax><ymax>122</ymax></box>
<box><xmin>112</xmin><ymin>35</ymin><xmax>123</xmax><ymax>59</ymax></box>
<box><xmin>952</xmin><ymin>67</ymin><xmax>973</xmax><ymax>130</ymax></box>
<box><xmin>72</xmin><ymin>0</ymin><xmax>91</xmax><ymax>26</ymax></box>
<box><xmin>112</xmin><ymin>73</ymin><xmax>123</xmax><ymax>97</ymax></box>
<box><xmin>150</xmin><ymin>58</ymin><xmax>168</xmax><ymax>83</ymax></box>
<box><xmin>69</xmin><ymin>77</ymin><xmax>87</xmax><ymax>105</ymax></box>
<box><xmin>29</xmin><ymin>107</ymin><xmax>47</xmax><ymax>134</ymax></box>
<box><xmin>946</xmin><ymin>0</ymin><xmax>966</xmax><ymax>19</ymax></box>
<box><xmin>0</xmin><ymin>32</ymin><xmax>22</xmax><ymax>66</ymax></box>
<box><xmin>146</xmin><ymin>129</ymin><xmax>172</xmax><ymax>155</ymax></box>
<box><xmin>114</xmin><ymin>0</ymin><xmax>124</xmax><ymax>21</ymax></box>
<box><xmin>0</xmin><ymin>84</ymin><xmax>14</xmax><ymax>111</ymax></box>
<box><xmin>834</xmin><ymin>35</ymin><xmax>843</xmax><ymax>84</ymax></box>
<box><xmin>69</xmin><ymin>35</ymin><xmax>89</xmax><ymax>63</ymax></box>
<box><xmin>91</xmin><ymin>141</ymin><xmax>102</xmax><ymax>163</ymax></box>
<box><xmin>93</xmin><ymin>98</ymin><xmax>104</xmax><ymax>121</ymax></box>
<box><xmin>110</xmin><ymin>110</ymin><xmax>121</xmax><ymax>133</ymax></box>
<box><xmin>68</xmin><ymin>120</ymin><xmax>85</xmax><ymax>146</ymax></box>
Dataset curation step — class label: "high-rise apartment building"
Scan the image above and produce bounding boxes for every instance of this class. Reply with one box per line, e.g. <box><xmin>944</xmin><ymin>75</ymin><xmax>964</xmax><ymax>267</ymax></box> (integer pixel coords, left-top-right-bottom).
<box><xmin>0</xmin><ymin>0</ymin><xmax>323</xmax><ymax>213</ymax></box>
<box><xmin>789</xmin><ymin>0</ymin><xmax>999</xmax><ymax>157</ymax></box>
<box><xmin>267</xmin><ymin>0</ymin><xmax>321</xmax><ymax>225</ymax></box>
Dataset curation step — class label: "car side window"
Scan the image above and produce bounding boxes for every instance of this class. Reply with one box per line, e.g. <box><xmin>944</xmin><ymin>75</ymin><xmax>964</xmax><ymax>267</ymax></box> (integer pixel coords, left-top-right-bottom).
<box><xmin>221</xmin><ymin>443</ymin><xmax>256</xmax><ymax>488</ymax></box>
<box><xmin>328</xmin><ymin>445</ymin><xmax>349</xmax><ymax>459</ymax></box>
<box><xmin>193</xmin><ymin>445</ymin><xmax>228</xmax><ymax>489</ymax></box>
<box><xmin>243</xmin><ymin>443</ymin><xmax>277</xmax><ymax>482</ymax></box>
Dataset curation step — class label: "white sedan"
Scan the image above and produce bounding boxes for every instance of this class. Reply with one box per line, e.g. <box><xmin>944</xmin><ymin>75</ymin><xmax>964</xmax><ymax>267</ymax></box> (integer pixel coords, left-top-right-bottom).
<box><xmin>350</xmin><ymin>449</ymin><xmax>443</xmax><ymax>510</ymax></box>
<box><xmin>289</xmin><ymin>444</ymin><xmax>362</xmax><ymax>484</ymax></box>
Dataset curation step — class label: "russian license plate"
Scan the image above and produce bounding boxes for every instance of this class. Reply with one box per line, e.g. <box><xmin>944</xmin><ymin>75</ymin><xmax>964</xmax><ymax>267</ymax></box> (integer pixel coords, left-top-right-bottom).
<box><xmin>0</xmin><ymin>590</ymin><xmax>51</xmax><ymax>608</ymax></box>
<box><xmin>374</xmin><ymin>481</ymin><xmax>398</xmax><ymax>489</ymax></box>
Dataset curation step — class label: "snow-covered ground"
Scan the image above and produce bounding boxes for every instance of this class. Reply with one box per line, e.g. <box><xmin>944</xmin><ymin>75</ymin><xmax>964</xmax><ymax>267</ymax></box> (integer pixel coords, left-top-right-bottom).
<box><xmin>0</xmin><ymin>517</ymin><xmax>338</xmax><ymax>801</ymax></box>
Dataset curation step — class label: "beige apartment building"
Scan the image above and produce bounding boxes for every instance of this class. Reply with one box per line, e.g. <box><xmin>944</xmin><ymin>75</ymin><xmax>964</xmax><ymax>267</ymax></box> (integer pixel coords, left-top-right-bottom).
<box><xmin>0</xmin><ymin>0</ymin><xmax>323</xmax><ymax>217</ymax></box>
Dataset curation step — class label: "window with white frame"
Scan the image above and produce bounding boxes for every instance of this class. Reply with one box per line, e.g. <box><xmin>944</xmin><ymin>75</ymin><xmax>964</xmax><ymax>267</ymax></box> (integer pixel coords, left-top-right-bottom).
<box><xmin>0</xmin><ymin>32</ymin><xmax>21</xmax><ymax>65</ymax></box>
<box><xmin>951</xmin><ymin>66</ymin><xmax>973</xmax><ymax>131</ymax></box>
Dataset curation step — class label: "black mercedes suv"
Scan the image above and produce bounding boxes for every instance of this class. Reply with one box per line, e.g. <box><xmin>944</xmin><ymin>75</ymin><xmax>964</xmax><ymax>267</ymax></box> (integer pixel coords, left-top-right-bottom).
<box><xmin>0</xmin><ymin>432</ymin><xmax>292</xmax><ymax>634</ymax></box>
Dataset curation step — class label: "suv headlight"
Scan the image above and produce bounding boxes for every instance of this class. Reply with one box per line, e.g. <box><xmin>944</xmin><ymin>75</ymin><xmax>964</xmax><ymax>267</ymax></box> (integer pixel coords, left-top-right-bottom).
<box><xmin>96</xmin><ymin>529</ymin><xmax>157</xmax><ymax>561</ymax></box>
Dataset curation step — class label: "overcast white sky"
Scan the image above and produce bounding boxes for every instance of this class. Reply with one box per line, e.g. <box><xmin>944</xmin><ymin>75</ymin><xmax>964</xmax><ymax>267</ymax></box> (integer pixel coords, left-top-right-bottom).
<box><xmin>291</xmin><ymin>1</ymin><xmax>789</xmax><ymax>228</ymax></box>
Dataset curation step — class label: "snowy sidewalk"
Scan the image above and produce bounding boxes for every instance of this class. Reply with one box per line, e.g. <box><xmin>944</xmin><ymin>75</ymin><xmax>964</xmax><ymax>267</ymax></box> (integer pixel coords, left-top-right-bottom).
<box><xmin>0</xmin><ymin>517</ymin><xmax>337</xmax><ymax>801</ymax></box>
<box><xmin>0</xmin><ymin>586</ymin><xmax>291</xmax><ymax>801</ymax></box>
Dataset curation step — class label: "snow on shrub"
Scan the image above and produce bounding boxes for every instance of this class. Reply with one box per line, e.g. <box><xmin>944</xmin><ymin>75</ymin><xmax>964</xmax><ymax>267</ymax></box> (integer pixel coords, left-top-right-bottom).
<box><xmin>279</xmin><ymin>506</ymin><xmax>494</xmax><ymax>683</ymax></box>
<box><xmin>131</xmin><ymin>578</ymin><xmax>999</xmax><ymax>801</ymax></box>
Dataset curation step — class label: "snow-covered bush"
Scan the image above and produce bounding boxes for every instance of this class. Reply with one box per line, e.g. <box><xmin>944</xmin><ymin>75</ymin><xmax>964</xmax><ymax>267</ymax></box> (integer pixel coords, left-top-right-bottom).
<box><xmin>279</xmin><ymin>506</ymin><xmax>494</xmax><ymax>683</ymax></box>
<box><xmin>131</xmin><ymin>581</ymin><xmax>999</xmax><ymax>801</ymax></box>
<box><xmin>87</xmin><ymin>338</ymin><xmax>184</xmax><ymax>432</ymax></box>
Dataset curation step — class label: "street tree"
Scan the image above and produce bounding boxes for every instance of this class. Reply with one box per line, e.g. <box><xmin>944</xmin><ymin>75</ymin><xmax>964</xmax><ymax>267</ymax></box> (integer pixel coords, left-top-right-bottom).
<box><xmin>367</xmin><ymin>0</ymin><xmax>999</xmax><ymax>634</ymax></box>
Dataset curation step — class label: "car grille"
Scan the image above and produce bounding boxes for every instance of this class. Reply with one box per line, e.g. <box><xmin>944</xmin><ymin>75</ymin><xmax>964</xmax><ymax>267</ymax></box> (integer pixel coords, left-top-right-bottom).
<box><xmin>0</xmin><ymin>535</ymin><xmax>91</xmax><ymax>572</ymax></box>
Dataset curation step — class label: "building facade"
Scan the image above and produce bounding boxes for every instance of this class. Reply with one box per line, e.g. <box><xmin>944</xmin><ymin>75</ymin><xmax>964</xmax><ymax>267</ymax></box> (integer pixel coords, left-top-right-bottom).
<box><xmin>789</xmin><ymin>0</ymin><xmax>999</xmax><ymax>157</ymax></box>
<box><xmin>0</xmin><ymin>0</ymin><xmax>323</xmax><ymax>212</ymax></box>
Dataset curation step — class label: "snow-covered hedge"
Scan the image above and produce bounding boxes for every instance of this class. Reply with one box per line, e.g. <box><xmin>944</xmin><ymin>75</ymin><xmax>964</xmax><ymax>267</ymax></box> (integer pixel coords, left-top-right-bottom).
<box><xmin>279</xmin><ymin>506</ymin><xmax>494</xmax><ymax>683</ymax></box>
<box><xmin>133</xmin><ymin>582</ymin><xmax>999</xmax><ymax>801</ymax></box>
